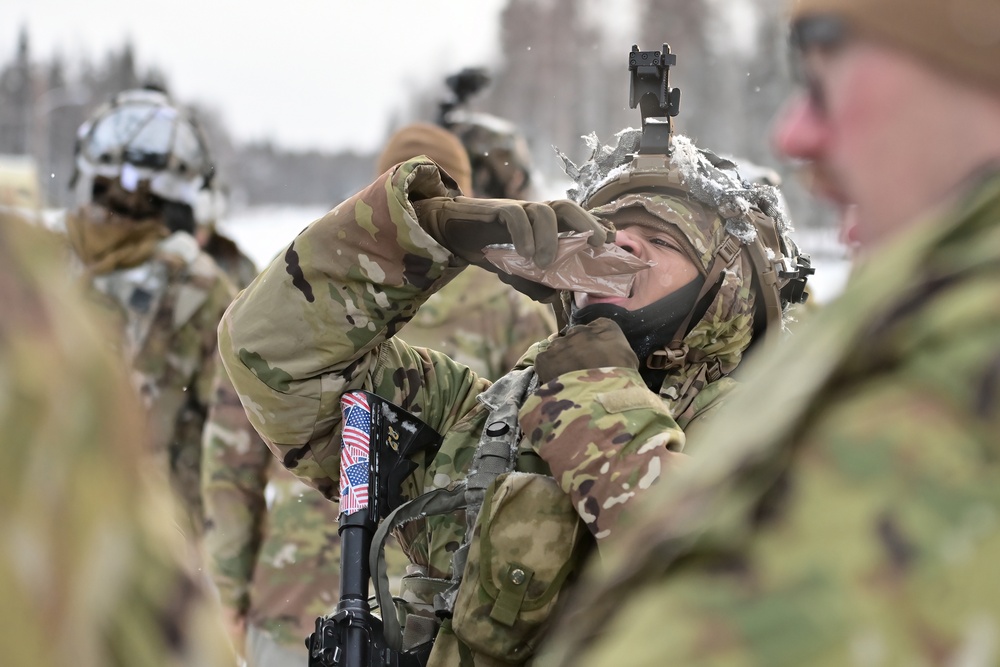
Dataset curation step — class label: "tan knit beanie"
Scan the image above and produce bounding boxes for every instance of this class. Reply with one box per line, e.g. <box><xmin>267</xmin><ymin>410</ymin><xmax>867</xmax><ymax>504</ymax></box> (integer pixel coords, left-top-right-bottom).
<box><xmin>791</xmin><ymin>0</ymin><xmax>1000</xmax><ymax>92</ymax></box>
<box><xmin>375</xmin><ymin>122</ymin><xmax>474</xmax><ymax>194</ymax></box>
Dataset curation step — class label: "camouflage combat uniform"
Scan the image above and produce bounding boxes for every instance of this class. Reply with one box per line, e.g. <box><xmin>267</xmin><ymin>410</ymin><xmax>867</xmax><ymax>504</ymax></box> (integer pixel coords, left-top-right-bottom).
<box><xmin>398</xmin><ymin>265</ymin><xmax>556</xmax><ymax>381</ymax></box>
<box><xmin>219</xmin><ymin>158</ymin><xmax>691</xmax><ymax>665</ymax></box>
<box><xmin>68</xmin><ymin>207</ymin><xmax>251</xmax><ymax>541</ymax></box>
<box><xmin>536</xmin><ymin>170</ymin><xmax>1000</xmax><ymax>666</ymax></box>
<box><xmin>0</xmin><ymin>215</ymin><xmax>234</xmax><ymax>667</ymax></box>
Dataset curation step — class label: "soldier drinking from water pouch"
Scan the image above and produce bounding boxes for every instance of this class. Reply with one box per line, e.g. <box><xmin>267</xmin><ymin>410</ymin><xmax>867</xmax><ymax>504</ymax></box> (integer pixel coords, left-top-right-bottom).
<box><xmin>201</xmin><ymin>120</ymin><xmax>554</xmax><ymax>667</ymax></box>
<box><xmin>219</xmin><ymin>45</ymin><xmax>812</xmax><ymax>666</ymax></box>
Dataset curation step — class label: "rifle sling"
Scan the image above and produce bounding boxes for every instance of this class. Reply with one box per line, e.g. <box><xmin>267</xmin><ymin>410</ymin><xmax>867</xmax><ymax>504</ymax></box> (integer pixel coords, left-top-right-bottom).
<box><xmin>369</xmin><ymin>367</ymin><xmax>538</xmax><ymax>653</ymax></box>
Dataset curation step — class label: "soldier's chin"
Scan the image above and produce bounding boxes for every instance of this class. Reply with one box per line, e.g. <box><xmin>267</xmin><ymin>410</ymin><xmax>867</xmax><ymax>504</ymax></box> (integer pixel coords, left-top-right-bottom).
<box><xmin>575</xmin><ymin>293</ymin><xmax>628</xmax><ymax>309</ymax></box>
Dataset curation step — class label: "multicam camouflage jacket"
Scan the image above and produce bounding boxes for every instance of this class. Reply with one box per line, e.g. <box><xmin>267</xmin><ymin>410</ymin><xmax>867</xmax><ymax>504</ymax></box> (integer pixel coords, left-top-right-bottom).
<box><xmin>201</xmin><ymin>229</ymin><xmax>349</xmax><ymax>655</ymax></box>
<box><xmin>219</xmin><ymin>158</ymin><xmax>697</xmax><ymax>664</ymax></box>
<box><xmin>0</xmin><ymin>216</ymin><xmax>233</xmax><ymax>667</ymax></box>
<box><xmin>79</xmin><ymin>230</ymin><xmax>251</xmax><ymax>539</ymax></box>
<box><xmin>537</xmin><ymin>170</ymin><xmax>1000</xmax><ymax>667</ymax></box>
<box><xmin>201</xmin><ymin>260</ymin><xmax>552</xmax><ymax>655</ymax></box>
<box><xmin>398</xmin><ymin>265</ymin><xmax>556</xmax><ymax>381</ymax></box>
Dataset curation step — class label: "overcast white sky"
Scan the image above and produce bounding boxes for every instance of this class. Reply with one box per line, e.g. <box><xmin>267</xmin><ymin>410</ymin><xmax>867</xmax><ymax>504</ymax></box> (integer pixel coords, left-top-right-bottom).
<box><xmin>3</xmin><ymin>0</ymin><xmax>515</xmax><ymax>153</ymax></box>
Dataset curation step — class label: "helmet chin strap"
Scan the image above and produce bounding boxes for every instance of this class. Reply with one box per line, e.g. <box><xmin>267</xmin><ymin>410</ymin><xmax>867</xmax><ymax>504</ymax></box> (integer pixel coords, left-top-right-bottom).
<box><xmin>570</xmin><ymin>275</ymin><xmax>704</xmax><ymax>388</ymax></box>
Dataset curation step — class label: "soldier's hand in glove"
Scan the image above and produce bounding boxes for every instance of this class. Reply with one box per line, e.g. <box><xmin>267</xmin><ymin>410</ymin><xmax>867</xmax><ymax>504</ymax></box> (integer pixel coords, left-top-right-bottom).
<box><xmin>534</xmin><ymin>317</ymin><xmax>639</xmax><ymax>385</ymax></box>
<box><xmin>412</xmin><ymin>196</ymin><xmax>610</xmax><ymax>302</ymax></box>
<box><xmin>412</xmin><ymin>196</ymin><xmax>609</xmax><ymax>268</ymax></box>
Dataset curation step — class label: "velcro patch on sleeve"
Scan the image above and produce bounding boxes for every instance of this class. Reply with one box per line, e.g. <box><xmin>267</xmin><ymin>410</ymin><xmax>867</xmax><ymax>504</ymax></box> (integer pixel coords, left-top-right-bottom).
<box><xmin>596</xmin><ymin>387</ymin><xmax>664</xmax><ymax>414</ymax></box>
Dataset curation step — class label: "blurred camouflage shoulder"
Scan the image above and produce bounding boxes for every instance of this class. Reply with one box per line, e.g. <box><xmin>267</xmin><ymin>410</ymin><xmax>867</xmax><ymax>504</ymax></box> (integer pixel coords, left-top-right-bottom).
<box><xmin>0</xmin><ymin>214</ymin><xmax>234</xmax><ymax>667</ymax></box>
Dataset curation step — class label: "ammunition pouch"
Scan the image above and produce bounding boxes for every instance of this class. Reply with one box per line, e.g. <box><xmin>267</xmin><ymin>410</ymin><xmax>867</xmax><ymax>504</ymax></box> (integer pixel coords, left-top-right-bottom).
<box><xmin>450</xmin><ymin>472</ymin><xmax>588</xmax><ymax>663</ymax></box>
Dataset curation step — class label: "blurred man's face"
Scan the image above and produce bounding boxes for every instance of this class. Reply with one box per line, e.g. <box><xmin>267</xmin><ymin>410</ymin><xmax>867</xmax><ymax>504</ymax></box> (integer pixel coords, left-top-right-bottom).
<box><xmin>574</xmin><ymin>223</ymin><xmax>700</xmax><ymax>311</ymax></box>
<box><xmin>773</xmin><ymin>35</ymin><xmax>976</xmax><ymax>251</ymax></box>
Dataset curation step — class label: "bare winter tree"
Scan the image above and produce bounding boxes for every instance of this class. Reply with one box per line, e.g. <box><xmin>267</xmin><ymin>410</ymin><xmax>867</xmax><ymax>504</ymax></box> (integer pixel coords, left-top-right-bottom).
<box><xmin>0</xmin><ymin>28</ymin><xmax>34</xmax><ymax>155</ymax></box>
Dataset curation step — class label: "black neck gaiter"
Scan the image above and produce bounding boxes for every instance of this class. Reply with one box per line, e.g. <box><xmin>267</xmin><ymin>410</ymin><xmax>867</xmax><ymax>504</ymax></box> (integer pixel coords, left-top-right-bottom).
<box><xmin>570</xmin><ymin>275</ymin><xmax>704</xmax><ymax>391</ymax></box>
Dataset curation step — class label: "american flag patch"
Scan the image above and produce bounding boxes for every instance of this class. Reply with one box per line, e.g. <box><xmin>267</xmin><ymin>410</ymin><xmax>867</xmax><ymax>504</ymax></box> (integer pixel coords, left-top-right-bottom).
<box><xmin>339</xmin><ymin>391</ymin><xmax>371</xmax><ymax>515</ymax></box>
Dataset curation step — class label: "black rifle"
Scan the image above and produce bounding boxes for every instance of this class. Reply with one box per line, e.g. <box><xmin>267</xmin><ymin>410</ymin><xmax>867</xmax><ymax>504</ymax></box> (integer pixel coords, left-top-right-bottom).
<box><xmin>306</xmin><ymin>391</ymin><xmax>442</xmax><ymax>667</ymax></box>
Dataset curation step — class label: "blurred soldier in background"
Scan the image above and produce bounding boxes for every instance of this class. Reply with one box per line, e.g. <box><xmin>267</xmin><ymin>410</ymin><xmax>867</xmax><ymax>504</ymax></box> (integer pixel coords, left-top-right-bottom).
<box><xmin>62</xmin><ymin>86</ymin><xmax>258</xmax><ymax>542</ymax></box>
<box><xmin>0</xmin><ymin>211</ymin><xmax>234</xmax><ymax>667</ymax></box>
<box><xmin>438</xmin><ymin>66</ymin><xmax>538</xmax><ymax>201</ymax></box>
<box><xmin>537</xmin><ymin>2</ymin><xmax>1000</xmax><ymax>664</ymax></box>
<box><xmin>201</xmin><ymin>120</ymin><xmax>554</xmax><ymax>666</ymax></box>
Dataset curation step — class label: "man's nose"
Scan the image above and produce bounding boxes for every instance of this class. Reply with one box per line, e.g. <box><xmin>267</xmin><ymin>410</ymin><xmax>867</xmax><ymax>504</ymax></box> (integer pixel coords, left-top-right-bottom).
<box><xmin>772</xmin><ymin>93</ymin><xmax>827</xmax><ymax>161</ymax></box>
<box><xmin>613</xmin><ymin>227</ymin><xmax>642</xmax><ymax>256</ymax></box>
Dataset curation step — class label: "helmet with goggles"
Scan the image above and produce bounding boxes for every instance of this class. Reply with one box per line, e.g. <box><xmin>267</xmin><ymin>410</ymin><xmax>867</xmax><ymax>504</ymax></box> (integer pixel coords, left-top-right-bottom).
<box><xmin>70</xmin><ymin>87</ymin><xmax>219</xmax><ymax>233</ymax></box>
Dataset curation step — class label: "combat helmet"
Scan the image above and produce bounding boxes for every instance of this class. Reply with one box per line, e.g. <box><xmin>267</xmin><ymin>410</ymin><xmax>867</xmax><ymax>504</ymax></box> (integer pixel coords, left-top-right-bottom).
<box><xmin>438</xmin><ymin>67</ymin><xmax>536</xmax><ymax>199</ymax></box>
<box><xmin>70</xmin><ymin>86</ymin><xmax>222</xmax><ymax>234</ymax></box>
<box><xmin>555</xmin><ymin>45</ymin><xmax>813</xmax><ymax>420</ymax></box>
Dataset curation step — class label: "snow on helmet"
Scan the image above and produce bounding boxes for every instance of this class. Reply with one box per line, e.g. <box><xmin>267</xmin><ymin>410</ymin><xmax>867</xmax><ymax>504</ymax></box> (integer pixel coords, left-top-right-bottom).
<box><xmin>559</xmin><ymin>128</ymin><xmax>811</xmax><ymax>338</ymax></box>
<box><xmin>70</xmin><ymin>88</ymin><xmax>218</xmax><ymax>231</ymax></box>
<box><xmin>554</xmin><ymin>128</ymin><xmax>813</xmax><ymax>422</ymax></box>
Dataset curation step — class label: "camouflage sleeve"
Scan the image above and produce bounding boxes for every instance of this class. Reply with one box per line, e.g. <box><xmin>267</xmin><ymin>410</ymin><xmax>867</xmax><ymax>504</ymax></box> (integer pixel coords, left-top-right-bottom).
<box><xmin>194</xmin><ymin>275</ymin><xmax>240</xmax><ymax>408</ymax></box>
<box><xmin>114</xmin><ymin>246</ymin><xmax>243</xmax><ymax>541</ymax></box>
<box><xmin>201</xmin><ymin>363</ymin><xmax>271</xmax><ymax>615</ymax></box>
<box><xmin>539</xmin><ymin>379</ymin><xmax>1000</xmax><ymax>667</ymax></box>
<box><xmin>219</xmin><ymin>158</ymin><xmax>486</xmax><ymax>499</ymax></box>
<box><xmin>519</xmin><ymin>367</ymin><xmax>686</xmax><ymax>540</ymax></box>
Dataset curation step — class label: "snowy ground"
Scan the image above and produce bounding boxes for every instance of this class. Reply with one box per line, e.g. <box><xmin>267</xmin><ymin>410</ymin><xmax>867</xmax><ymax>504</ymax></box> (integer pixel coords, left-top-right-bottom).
<box><xmin>221</xmin><ymin>205</ymin><xmax>853</xmax><ymax>305</ymax></box>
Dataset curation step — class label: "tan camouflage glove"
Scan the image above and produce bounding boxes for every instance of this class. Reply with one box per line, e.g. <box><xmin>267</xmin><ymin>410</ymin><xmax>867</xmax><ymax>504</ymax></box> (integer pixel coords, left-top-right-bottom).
<box><xmin>412</xmin><ymin>196</ymin><xmax>609</xmax><ymax>301</ymax></box>
<box><xmin>535</xmin><ymin>317</ymin><xmax>639</xmax><ymax>384</ymax></box>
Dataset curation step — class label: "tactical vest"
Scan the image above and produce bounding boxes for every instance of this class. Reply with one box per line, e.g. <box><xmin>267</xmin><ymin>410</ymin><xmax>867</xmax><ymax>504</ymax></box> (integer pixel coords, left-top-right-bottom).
<box><xmin>91</xmin><ymin>231</ymin><xmax>218</xmax><ymax>536</ymax></box>
<box><xmin>92</xmin><ymin>232</ymin><xmax>213</xmax><ymax>370</ymax></box>
<box><xmin>370</xmin><ymin>368</ymin><xmax>593</xmax><ymax>665</ymax></box>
